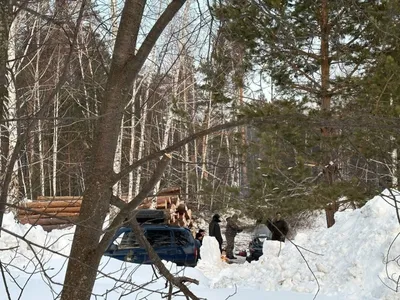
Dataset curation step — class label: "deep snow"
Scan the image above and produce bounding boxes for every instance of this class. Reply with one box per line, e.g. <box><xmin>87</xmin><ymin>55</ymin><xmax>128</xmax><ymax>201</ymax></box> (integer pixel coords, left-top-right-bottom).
<box><xmin>1</xmin><ymin>189</ymin><xmax>400</xmax><ymax>299</ymax></box>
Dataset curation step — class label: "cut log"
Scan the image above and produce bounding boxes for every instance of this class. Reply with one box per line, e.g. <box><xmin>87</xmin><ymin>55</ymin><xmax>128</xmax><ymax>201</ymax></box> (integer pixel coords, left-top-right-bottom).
<box><xmin>19</xmin><ymin>216</ymin><xmax>79</xmax><ymax>226</ymax></box>
<box><xmin>18</xmin><ymin>206</ymin><xmax>81</xmax><ymax>215</ymax></box>
<box><xmin>158</xmin><ymin>186</ymin><xmax>181</xmax><ymax>196</ymax></box>
<box><xmin>156</xmin><ymin>203</ymin><xmax>166</xmax><ymax>209</ymax></box>
<box><xmin>18</xmin><ymin>215</ymin><xmax>79</xmax><ymax>225</ymax></box>
<box><xmin>188</xmin><ymin>220</ymin><xmax>193</xmax><ymax>229</ymax></box>
<box><xmin>170</xmin><ymin>196</ymin><xmax>180</xmax><ymax>205</ymax></box>
<box><xmin>35</xmin><ymin>212</ymin><xmax>80</xmax><ymax>217</ymax></box>
<box><xmin>176</xmin><ymin>218</ymin><xmax>187</xmax><ymax>227</ymax></box>
<box><xmin>157</xmin><ymin>196</ymin><xmax>171</xmax><ymax>205</ymax></box>
<box><xmin>26</xmin><ymin>200</ymin><xmax>82</xmax><ymax>209</ymax></box>
<box><xmin>36</xmin><ymin>196</ymin><xmax>82</xmax><ymax>201</ymax></box>
<box><xmin>18</xmin><ymin>212</ymin><xmax>80</xmax><ymax>222</ymax></box>
<box><xmin>169</xmin><ymin>204</ymin><xmax>176</xmax><ymax>214</ymax></box>
<box><xmin>184</xmin><ymin>209</ymin><xmax>192</xmax><ymax>220</ymax></box>
<box><xmin>169</xmin><ymin>213</ymin><xmax>176</xmax><ymax>224</ymax></box>
<box><xmin>156</xmin><ymin>198</ymin><xmax>168</xmax><ymax>209</ymax></box>
<box><xmin>176</xmin><ymin>203</ymin><xmax>187</xmax><ymax>213</ymax></box>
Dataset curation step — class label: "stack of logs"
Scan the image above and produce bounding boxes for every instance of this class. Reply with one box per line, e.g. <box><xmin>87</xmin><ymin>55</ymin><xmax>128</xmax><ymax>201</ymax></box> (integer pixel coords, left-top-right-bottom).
<box><xmin>127</xmin><ymin>186</ymin><xmax>192</xmax><ymax>227</ymax></box>
<box><xmin>17</xmin><ymin>196</ymin><xmax>81</xmax><ymax>232</ymax></box>
<box><xmin>137</xmin><ymin>195</ymin><xmax>192</xmax><ymax>227</ymax></box>
<box><xmin>16</xmin><ymin>187</ymin><xmax>193</xmax><ymax>231</ymax></box>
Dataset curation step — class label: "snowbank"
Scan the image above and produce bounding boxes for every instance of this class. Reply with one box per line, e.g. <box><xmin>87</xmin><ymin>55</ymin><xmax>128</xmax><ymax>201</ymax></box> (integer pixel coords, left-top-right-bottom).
<box><xmin>198</xmin><ymin>236</ymin><xmax>225</xmax><ymax>268</ymax></box>
<box><xmin>2</xmin><ymin>190</ymin><xmax>400</xmax><ymax>299</ymax></box>
<box><xmin>0</xmin><ymin>212</ymin><xmax>74</xmax><ymax>265</ymax></box>
<box><xmin>198</xmin><ymin>189</ymin><xmax>400</xmax><ymax>300</ymax></box>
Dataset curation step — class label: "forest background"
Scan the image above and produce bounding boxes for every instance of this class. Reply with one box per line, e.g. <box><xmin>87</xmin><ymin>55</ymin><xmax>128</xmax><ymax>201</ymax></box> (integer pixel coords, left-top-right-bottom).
<box><xmin>1</xmin><ymin>0</ymin><xmax>400</xmax><ymax>299</ymax></box>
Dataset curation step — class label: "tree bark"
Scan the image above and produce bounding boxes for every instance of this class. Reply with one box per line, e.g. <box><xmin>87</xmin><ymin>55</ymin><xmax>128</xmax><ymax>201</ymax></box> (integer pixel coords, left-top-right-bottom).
<box><xmin>60</xmin><ymin>1</ymin><xmax>187</xmax><ymax>300</ymax></box>
<box><xmin>128</xmin><ymin>81</ymin><xmax>137</xmax><ymax>201</ymax></box>
<box><xmin>52</xmin><ymin>46</ymin><xmax>61</xmax><ymax>196</ymax></box>
<box><xmin>6</xmin><ymin>5</ymin><xmax>19</xmax><ymax>203</ymax></box>
<box><xmin>320</xmin><ymin>0</ymin><xmax>330</xmax><ymax>112</ymax></box>
<box><xmin>0</xmin><ymin>0</ymin><xmax>11</xmax><ymax>176</ymax></box>
<box><xmin>134</xmin><ymin>85</ymin><xmax>149</xmax><ymax>196</ymax></box>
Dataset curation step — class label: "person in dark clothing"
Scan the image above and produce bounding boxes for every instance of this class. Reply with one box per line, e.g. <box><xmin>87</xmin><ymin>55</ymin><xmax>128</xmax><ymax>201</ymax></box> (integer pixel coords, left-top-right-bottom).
<box><xmin>195</xmin><ymin>232</ymin><xmax>203</xmax><ymax>260</ymax></box>
<box><xmin>209</xmin><ymin>214</ymin><xmax>223</xmax><ymax>252</ymax></box>
<box><xmin>267</xmin><ymin>212</ymin><xmax>289</xmax><ymax>242</ymax></box>
<box><xmin>198</xmin><ymin>229</ymin><xmax>206</xmax><ymax>237</ymax></box>
<box><xmin>225</xmin><ymin>214</ymin><xmax>242</xmax><ymax>259</ymax></box>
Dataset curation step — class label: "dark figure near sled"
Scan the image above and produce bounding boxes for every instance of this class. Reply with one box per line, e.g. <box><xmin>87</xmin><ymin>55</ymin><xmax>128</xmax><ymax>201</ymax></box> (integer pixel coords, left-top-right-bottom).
<box><xmin>209</xmin><ymin>214</ymin><xmax>223</xmax><ymax>252</ymax></box>
<box><xmin>267</xmin><ymin>212</ymin><xmax>289</xmax><ymax>242</ymax></box>
<box><xmin>195</xmin><ymin>231</ymin><xmax>204</xmax><ymax>260</ymax></box>
<box><xmin>225</xmin><ymin>214</ymin><xmax>242</xmax><ymax>259</ymax></box>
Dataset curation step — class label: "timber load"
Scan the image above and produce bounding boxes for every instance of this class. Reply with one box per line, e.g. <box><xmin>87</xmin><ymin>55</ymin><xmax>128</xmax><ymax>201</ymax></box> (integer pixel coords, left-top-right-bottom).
<box><xmin>136</xmin><ymin>186</ymin><xmax>193</xmax><ymax>228</ymax></box>
<box><xmin>16</xmin><ymin>187</ymin><xmax>193</xmax><ymax>231</ymax></box>
<box><xmin>17</xmin><ymin>196</ymin><xmax>81</xmax><ymax>232</ymax></box>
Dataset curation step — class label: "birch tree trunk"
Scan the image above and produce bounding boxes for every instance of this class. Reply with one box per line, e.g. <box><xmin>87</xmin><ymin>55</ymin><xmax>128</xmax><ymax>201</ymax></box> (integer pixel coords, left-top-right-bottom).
<box><xmin>6</xmin><ymin>7</ymin><xmax>19</xmax><ymax>203</ymax></box>
<box><xmin>52</xmin><ymin>46</ymin><xmax>61</xmax><ymax>196</ymax></box>
<box><xmin>182</xmin><ymin>63</ymin><xmax>190</xmax><ymax>201</ymax></box>
<box><xmin>134</xmin><ymin>86</ymin><xmax>149</xmax><ymax>195</ymax></box>
<box><xmin>38</xmin><ymin>101</ymin><xmax>45</xmax><ymax>196</ymax></box>
<box><xmin>128</xmin><ymin>76</ymin><xmax>147</xmax><ymax>201</ymax></box>
<box><xmin>27</xmin><ymin>11</ymin><xmax>41</xmax><ymax>200</ymax></box>
<box><xmin>191</xmin><ymin>78</ymin><xmax>200</xmax><ymax>203</ymax></box>
<box><xmin>390</xmin><ymin>97</ymin><xmax>398</xmax><ymax>188</ymax></box>
<box><xmin>113</xmin><ymin>115</ymin><xmax>123</xmax><ymax>198</ymax></box>
<box><xmin>198</xmin><ymin>92</ymin><xmax>212</xmax><ymax>209</ymax></box>
<box><xmin>225</xmin><ymin>132</ymin><xmax>234</xmax><ymax>205</ymax></box>
<box><xmin>152</xmin><ymin>72</ymin><xmax>175</xmax><ymax>196</ymax></box>
<box><xmin>128</xmin><ymin>81</ymin><xmax>137</xmax><ymax>201</ymax></box>
<box><xmin>391</xmin><ymin>148</ymin><xmax>397</xmax><ymax>187</ymax></box>
<box><xmin>238</xmin><ymin>86</ymin><xmax>248</xmax><ymax>189</ymax></box>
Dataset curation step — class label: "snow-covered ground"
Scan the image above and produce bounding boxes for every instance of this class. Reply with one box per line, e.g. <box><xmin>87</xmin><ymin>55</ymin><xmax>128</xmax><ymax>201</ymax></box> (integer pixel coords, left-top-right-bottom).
<box><xmin>1</xmin><ymin>189</ymin><xmax>400</xmax><ymax>299</ymax></box>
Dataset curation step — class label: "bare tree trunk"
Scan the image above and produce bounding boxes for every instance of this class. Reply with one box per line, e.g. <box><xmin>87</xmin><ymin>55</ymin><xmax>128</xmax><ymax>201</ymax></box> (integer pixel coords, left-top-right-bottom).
<box><xmin>111</xmin><ymin>0</ymin><xmax>120</xmax><ymax>196</ymax></box>
<box><xmin>391</xmin><ymin>148</ymin><xmax>397</xmax><ymax>187</ymax></box>
<box><xmin>192</xmin><ymin>79</ymin><xmax>200</xmax><ymax>204</ymax></box>
<box><xmin>225</xmin><ymin>132</ymin><xmax>234</xmax><ymax>206</ymax></box>
<box><xmin>113</xmin><ymin>115</ymin><xmax>123</xmax><ymax>198</ymax></box>
<box><xmin>128</xmin><ymin>81</ymin><xmax>137</xmax><ymax>201</ymax></box>
<box><xmin>153</xmin><ymin>85</ymin><xmax>174</xmax><ymax>194</ymax></box>
<box><xmin>38</xmin><ymin>104</ymin><xmax>45</xmax><ymax>196</ymax></box>
<box><xmin>61</xmin><ymin>2</ymin><xmax>187</xmax><ymax>299</ymax></box>
<box><xmin>183</xmin><ymin>66</ymin><xmax>190</xmax><ymax>202</ymax></box>
<box><xmin>239</xmin><ymin>86</ymin><xmax>248</xmax><ymax>190</ymax></box>
<box><xmin>153</xmin><ymin>0</ymin><xmax>192</xmax><ymax>197</ymax></box>
<box><xmin>6</xmin><ymin>8</ymin><xmax>19</xmax><ymax>203</ymax></box>
<box><xmin>0</xmin><ymin>1</ymin><xmax>11</xmax><ymax>177</ymax></box>
<box><xmin>210</xmin><ymin>134</ymin><xmax>223</xmax><ymax>210</ymax></box>
<box><xmin>52</xmin><ymin>46</ymin><xmax>61</xmax><ymax>196</ymax></box>
<box><xmin>77</xmin><ymin>32</ymin><xmax>90</xmax><ymax>119</ymax></box>
<box><xmin>320</xmin><ymin>0</ymin><xmax>330</xmax><ymax>112</ymax></box>
<box><xmin>198</xmin><ymin>92</ymin><xmax>212</xmax><ymax>209</ymax></box>
<box><xmin>134</xmin><ymin>86</ymin><xmax>149</xmax><ymax>196</ymax></box>
<box><xmin>390</xmin><ymin>97</ymin><xmax>398</xmax><ymax>188</ymax></box>
<box><xmin>31</xmin><ymin>17</ymin><xmax>41</xmax><ymax>199</ymax></box>
<box><xmin>182</xmin><ymin>2</ymin><xmax>191</xmax><ymax>203</ymax></box>
<box><xmin>82</xmin><ymin>36</ymin><xmax>99</xmax><ymax>133</ymax></box>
